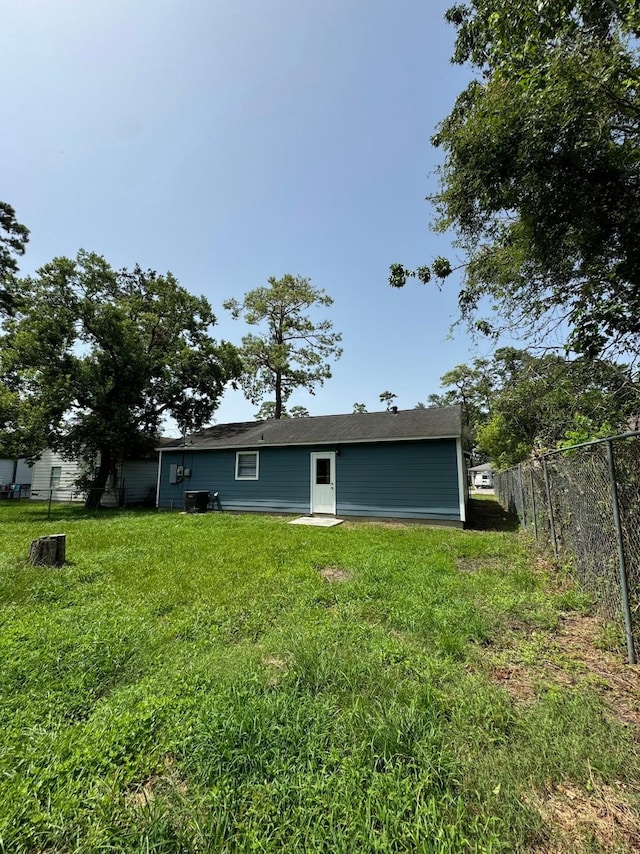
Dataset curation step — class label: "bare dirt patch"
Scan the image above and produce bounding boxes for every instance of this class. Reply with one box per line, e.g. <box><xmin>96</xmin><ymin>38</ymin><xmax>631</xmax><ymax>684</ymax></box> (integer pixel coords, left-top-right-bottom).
<box><xmin>317</xmin><ymin>565</ymin><xmax>351</xmax><ymax>583</ymax></box>
<box><xmin>490</xmin><ymin>610</ymin><xmax>640</xmax><ymax>729</ymax></box>
<box><xmin>491</xmin><ymin>662</ymin><xmax>538</xmax><ymax>703</ymax></box>
<box><xmin>484</xmin><ymin>548</ymin><xmax>640</xmax><ymax>849</ymax></box>
<box><xmin>125</xmin><ymin>756</ymin><xmax>188</xmax><ymax>811</ymax></box>
<box><xmin>529</xmin><ymin>780</ymin><xmax>640</xmax><ymax>853</ymax></box>
<box><xmin>263</xmin><ymin>655</ymin><xmax>287</xmax><ymax>669</ymax></box>
<box><xmin>262</xmin><ymin>655</ymin><xmax>288</xmax><ymax>687</ymax></box>
<box><xmin>484</xmin><ymin>547</ymin><xmax>639</xmax><ymax>728</ymax></box>
<box><xmin>554</xmin><ymin>613</ymin><xmax>640</xmax><ymax>728</ymax></box>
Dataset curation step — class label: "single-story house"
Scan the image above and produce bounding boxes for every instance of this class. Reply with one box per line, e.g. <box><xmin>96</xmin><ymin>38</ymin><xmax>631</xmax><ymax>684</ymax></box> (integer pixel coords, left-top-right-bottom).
<box><xmin>156</xmin><ymin>405</ymin><xmax>468</xmax><ymax>525</ymax></box>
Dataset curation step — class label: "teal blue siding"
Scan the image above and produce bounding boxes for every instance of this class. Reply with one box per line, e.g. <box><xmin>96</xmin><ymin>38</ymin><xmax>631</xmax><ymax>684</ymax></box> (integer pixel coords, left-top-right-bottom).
<box><xmin>158</xmin><ymin>446</ymin><xmax>313</xmax><ymax>514</ymax></box>
<box><xmin>158</xmin><ymin>439</ymin><xmax>461</xmax><ymax>521</ymax></box>
<box><xmin>335</xmin><ymin>440</ymin><xmax>460</xmax><ymax>520</ymax></box>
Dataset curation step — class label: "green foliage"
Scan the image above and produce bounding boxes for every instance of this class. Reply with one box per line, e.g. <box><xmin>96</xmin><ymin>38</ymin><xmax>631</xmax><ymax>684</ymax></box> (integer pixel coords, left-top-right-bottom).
<box><xmin>476</xmin><ymin>412</ymin><xmax>533</xmax><ymax>469</ymax></box>
<box><xmin>254</xmin><ymin>402</ymin><xmax>310</xmax><ymax>419</ymax></box>
<box><xmin>0</xmin><ymin>503</ymin><xmax>637</xmax><ymax>851</ymax></box>
<box><xmin>0</xmin><ymin>251</ymin><xmax>241</xmax><ymax>504</ymax></box>
<box><xmin>289</xmin><ymin>405</ymin><xmax>310</xmax><ymax>418</ymax></box>
<box><xmin>478</xmin><ymin>350</ymin><xmax>637</xmax><ymax>465</ymax></box>
<box><xmin>379</xmin><ymin>390</ymin><xmax>397</xmax><ymax>410</ymax></box>
<box><xmin>429</xmin><ymin>348</ymin><xmax>637</xmax><ymax>466</ymax></box>
<box><xmin>353</xmin><ymin>402</ymin><xmax>368</xmax><ymax>413</ymax></box>
<box><xmin>395</xmin><ymin>2</ymin><xmax>640</xmax><ymax>358</ymax></box>
<box><xmin>255</xmin><ymin>400</ymin><xmax>285</xmax><ymax>420</ymax></box>
<box><xmin>388</xmin><ymin>259</ymin><xmax>451</xmax><ymax>290</ymax></box>
<box><xmin>440</xmin><ymin>0</ymin><xmax>640</xmax><ymax>357</ymax></box>
<box><xmin>557</xmin><ymin>414</ymin><xmax>615</xmax><ymax>448</ymax></box>
<box><xmin>0</xmin><ymin>381</ymin><xmax>49</xmax><ymax>460</ymax></box>
<box><xmin>426</xmin><ymin>358</ymin><xmax>495</xmax><ymax>453</ymax></box>
<box><xmin>0</xmin><ymin>201</ymin><xmax>29</xmax><ymax>315</ymax></box>
<box><xmin>225</xmin><ymin>275</ymin><xmax>342</xmax><ymax>420</ymax></box>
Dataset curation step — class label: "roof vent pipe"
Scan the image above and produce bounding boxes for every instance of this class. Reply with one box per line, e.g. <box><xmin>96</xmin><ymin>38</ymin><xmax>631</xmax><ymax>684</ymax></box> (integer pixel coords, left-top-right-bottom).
<box><xmin>391</xmin><ymin>406</ymin><xmax>398</xmax><ymax>414</ymax></box>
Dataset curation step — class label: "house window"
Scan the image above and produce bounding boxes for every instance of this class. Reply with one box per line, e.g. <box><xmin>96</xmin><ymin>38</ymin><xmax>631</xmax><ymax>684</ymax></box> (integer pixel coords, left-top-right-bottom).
<box><xmin>235</xmin><ymin>451</ymin><xmax>259</xmax><ymax>480</ymax></box>
<box><xmin>316</xmin><ymin>458</ymin><xmax>331</xmax><ymax>485</ymax></box>
<box><xmin>50</xmin><ymin>466</ymin><xmax>62</xmax><ymax>489</ymax></box>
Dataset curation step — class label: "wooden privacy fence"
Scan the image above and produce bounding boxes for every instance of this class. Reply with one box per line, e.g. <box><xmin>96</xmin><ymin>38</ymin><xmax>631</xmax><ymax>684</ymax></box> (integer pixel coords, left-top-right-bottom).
<box><xmin>494</xmin><ymin>432</ymin><xmax>640</xmax><ymax>665</ymax></box>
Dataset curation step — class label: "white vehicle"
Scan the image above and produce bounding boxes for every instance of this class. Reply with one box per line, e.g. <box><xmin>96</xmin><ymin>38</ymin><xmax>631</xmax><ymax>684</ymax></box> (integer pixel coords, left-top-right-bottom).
<box><xmin>473</xmin><ymin>471</ymin><xmax>493</xmax><ymax>489</ymax></box>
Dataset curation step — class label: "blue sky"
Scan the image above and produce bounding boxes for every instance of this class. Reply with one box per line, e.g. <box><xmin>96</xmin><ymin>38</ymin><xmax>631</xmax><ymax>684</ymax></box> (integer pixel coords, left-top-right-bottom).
<box><xmin>3</xmin><ymin>0</ymin><xmax>490</xmax><ymax>429</ymax></box>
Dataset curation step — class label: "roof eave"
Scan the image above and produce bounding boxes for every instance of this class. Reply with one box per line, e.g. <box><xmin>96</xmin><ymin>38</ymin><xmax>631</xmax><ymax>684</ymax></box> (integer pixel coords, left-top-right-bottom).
<box><xmin>163</xmin><ymin>434</ymin><xmax>462</xmax><ymax>452</ymax></box>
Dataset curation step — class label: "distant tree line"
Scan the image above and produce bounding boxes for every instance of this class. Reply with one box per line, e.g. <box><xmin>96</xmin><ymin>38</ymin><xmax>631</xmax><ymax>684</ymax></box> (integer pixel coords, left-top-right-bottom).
<box><xmin>420</xmin><ymin>349</ymin><xmax>639</xmax><ymax>469</ymax></box>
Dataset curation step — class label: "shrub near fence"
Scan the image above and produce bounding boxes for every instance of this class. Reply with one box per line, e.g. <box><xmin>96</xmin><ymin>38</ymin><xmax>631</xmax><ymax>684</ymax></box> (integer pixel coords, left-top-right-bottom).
<box><xmin>494</xmin><ymin>433</ymin><xmax>640</xmax><ymax>665</ymax></box>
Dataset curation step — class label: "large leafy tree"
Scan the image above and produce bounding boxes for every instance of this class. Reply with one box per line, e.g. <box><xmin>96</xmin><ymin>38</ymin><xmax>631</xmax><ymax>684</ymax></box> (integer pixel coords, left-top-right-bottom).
<box><xmin>391</xmin><ymin>1</ymin><xmax>640</xmax><ymax>358</ymax></box>
<box><xmin>0</xmin><ymin>251</ymin><xmax>241</xmax><ymax>507</ymax></box>
<box><xmin>0</xmin><ymin>202</ymin><xmax>29</xmax><ymax>314</ymax></box>
<box><xmin>224</xmin><ymin>275</ymin><xmax>342</xmax><ymax>419</ymax></box>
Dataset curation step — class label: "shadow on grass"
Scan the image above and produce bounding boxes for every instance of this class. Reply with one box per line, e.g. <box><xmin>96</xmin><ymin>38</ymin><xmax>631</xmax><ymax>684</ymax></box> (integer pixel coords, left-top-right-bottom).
<box><xmin>467</xmin><ymin>497</ymin><xmax>520</xmax><ymax>532</ymax></box>
<box><xmin>0</xmin><ymin>501</ymin><xmax>158</xmax><ymax>525</ymax></box>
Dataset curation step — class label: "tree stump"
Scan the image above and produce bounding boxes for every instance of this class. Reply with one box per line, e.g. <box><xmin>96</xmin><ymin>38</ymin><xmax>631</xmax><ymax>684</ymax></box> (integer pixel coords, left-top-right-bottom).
<box><xmin>29</xmin><ymin>534</ymin><xmax>66</xmax><ymax>566</ymax></box>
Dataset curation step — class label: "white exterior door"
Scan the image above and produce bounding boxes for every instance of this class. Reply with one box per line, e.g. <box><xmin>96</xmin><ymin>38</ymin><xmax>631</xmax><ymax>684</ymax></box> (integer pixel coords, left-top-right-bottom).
<box><xmin>310</xmin><ymin>452</ymin><xmax>336</xmax><ymax>515</ymax></box>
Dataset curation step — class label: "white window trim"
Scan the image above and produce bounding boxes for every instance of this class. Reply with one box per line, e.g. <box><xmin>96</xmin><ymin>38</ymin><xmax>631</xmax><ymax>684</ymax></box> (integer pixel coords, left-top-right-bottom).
<box><xmin>235</xmin><ymin>450</ymin><xmax>259</xmax><ymax>480</ymax></box>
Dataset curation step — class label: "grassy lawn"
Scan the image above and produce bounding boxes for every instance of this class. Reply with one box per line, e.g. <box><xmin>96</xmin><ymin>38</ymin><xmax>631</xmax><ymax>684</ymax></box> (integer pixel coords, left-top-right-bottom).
<box><xmin>0</xmin><ymin>501</ymin><xmax>638</xmax><ymax>853</ymax></box>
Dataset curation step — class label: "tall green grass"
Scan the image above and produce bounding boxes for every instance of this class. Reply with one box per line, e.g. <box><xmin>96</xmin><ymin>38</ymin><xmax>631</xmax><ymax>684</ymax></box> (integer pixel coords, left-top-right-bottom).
<box><xmin>0</xmin><ymin>502</ymin><xmax>636</xmax><ymax>852</ymax></box>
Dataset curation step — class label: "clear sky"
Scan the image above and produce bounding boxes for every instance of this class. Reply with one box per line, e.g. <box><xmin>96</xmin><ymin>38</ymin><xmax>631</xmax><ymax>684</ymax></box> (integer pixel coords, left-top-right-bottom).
<box><xmin>3</xmin><ymin>0</ymin><xmax>491</xmax><ymax>429</ymax></box>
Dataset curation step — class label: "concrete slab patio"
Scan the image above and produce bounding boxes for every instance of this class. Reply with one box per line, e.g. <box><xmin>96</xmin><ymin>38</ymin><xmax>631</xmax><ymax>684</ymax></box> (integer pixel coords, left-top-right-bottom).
<box><xmin>288</xmin><ymin>516</ymin><xmax>344</xmax><ymax>527</ymax></box>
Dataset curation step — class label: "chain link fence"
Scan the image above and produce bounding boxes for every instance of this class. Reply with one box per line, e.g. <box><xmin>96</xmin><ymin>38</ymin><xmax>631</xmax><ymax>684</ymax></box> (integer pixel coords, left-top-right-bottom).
<box><xmin>494</xmin><ymin>433</ymin><xmax>639</xmax><ymax>664</ymax></box>
<box><xmin>25</xmin><ymin>487</ymin><xmax>154</xmax><ymax>516</ymax></box>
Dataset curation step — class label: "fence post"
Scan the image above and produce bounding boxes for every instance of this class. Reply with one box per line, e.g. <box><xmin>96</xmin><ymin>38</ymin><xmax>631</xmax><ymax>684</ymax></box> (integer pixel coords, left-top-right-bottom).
<box><xmin>605</xmin><ymin>440</ymin><xmax>637</xmax><ymax>665</ymax></box>
<box><xmin>542</xmin><ymin>457</ymin><xmax>558</xmax><ymax>559</ymax></box>
<box><xmin>519</xmin><ymin>464</ymin><xmax>526</xmax><ymax>527</ymax></box>
<box><xmin>530</xmin><ymin>467</ymin><xmax>538</xmax><ymax>541</ymax></box>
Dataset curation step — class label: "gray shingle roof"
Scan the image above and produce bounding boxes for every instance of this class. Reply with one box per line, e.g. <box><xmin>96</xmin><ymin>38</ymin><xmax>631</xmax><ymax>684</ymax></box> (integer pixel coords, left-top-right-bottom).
<box><xmin>468</xmin><ymin>462</ymin><xmax>493</xmax><ymax>472</ymax></box>
<box><xmin>160</xmin><ymin>406</ymin><xmax>462</xmax><ymax>451</ymax></box>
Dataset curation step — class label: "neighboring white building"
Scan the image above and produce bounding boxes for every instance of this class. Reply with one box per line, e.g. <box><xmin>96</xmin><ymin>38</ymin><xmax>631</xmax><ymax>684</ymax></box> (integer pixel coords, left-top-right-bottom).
<box><xmin>29</xmin><ymin>449</ymin><xmax>161</xmax><ymax>506</ymax></box>
<box><xmin>0</xmin><ymin>458</ymin><xmax>33</xmax><ymax>498</ymax></box>
<box><xmin>30</xmin><ymin>449</ymin><xmax>87</xmax><ymax>502</ymax></box>
<box><xmin>0</xmin><ymin>458</ymin><xmax>32</xmax><ymax>485</ymax></box>
<box><xmin>468</xmin><ymin>461</ymin><xmax>494</xmax><ymax>489</ymax></box>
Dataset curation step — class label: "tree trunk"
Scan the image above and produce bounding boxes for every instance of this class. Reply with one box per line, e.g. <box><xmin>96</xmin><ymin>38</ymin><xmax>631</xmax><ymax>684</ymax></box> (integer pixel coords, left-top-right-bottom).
<box><xmin>84</xmin><ymin>448</ymin><xmax>113</xmax><ymax>509</ymax></box>
<box><xmin>274</xmin><ymin>372</ymin><xmax>283</xmax><ymax>419</ymax></box>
